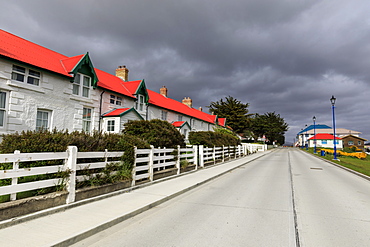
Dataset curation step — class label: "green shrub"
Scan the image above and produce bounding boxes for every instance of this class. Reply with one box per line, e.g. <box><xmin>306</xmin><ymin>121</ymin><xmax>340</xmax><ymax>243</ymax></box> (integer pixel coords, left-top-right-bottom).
<box><xmin>188</xmin><ymin>131</ymin><xmax>241</xmax><ymax>147</ymax></box>
<box><xmin>123</xmin><ymin>119</ymin><xmax>185</xmax><ymax>148</ymax></box>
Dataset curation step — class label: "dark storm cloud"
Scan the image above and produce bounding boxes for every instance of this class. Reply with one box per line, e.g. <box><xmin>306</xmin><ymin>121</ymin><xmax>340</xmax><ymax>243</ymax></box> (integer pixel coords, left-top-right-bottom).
<box><xmin>1</xmin><ymin>0</ymin><xmax>370</xmax><ymax>142</ymax></box>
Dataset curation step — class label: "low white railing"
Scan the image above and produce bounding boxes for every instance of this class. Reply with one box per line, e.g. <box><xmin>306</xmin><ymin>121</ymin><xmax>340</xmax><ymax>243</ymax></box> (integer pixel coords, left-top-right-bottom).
<box><xmin>0</xmin><ymin>143</ymin><xmax>266</xmax><ymax>204</ymax></box>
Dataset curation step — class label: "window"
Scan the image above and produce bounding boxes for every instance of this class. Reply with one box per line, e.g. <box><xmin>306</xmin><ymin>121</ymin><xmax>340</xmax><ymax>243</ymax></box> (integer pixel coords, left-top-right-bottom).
<box><xmin>0</xmin><ymin>92</ymin><xmax>6</xmax><ymax>127</ymax></box>
<box><xmin>348</xmin><ymin>141</ymin><xmax>354</xmax><ymax>145</ymax></box>
<box><xmin>358</xmin><ymin>141</ymin><xmax>362</xmax><ymax>145</ymax></box>
<box><xmin>178</xmin><ymin>115</ymin><xmax>183</xmax><ymax>121</ymax></box>
<box><xmin>135</xmin><ymin>94</ymin><xmax>145</xmax><ymax>111</ymax></box>
<box><xmin>107</xmin><ymin>120</ymin><xmax>115</xmax><ymax>132</ymax></box>
<box><xmin>110</xmin><ymin>95</ymin><xmax>122</xmax><ymax>106</ymax></box>
<box><xmin>321</xmin><ymin>140</ymin><xmax>327</xmax><ymax>145</ymax></box>
<box><xmin>12</xmin><ymin>65</ymin><xmax>40</xmax><ymax>86</ymax></box>
<box><xmin>161</xmin><ymin>110</ymin><xmax>167</xmax><ymax>121</ymax></box>
<box><xmin>116</xmin><ymin>97</ymin><xmax>122</xmax><ymax>106</ymax></box>
<box><xmin>73</xmin><ymin>74</ymin><xmax>91</xmax><ymax>97</ymax></box>
<box><xmin>36</xmin><ymin>110</ymin><xmax>51</xmax><ymax>131</ymax></box>
<box><xmin>82</xmin><ymin>108</ymin><xmax>92</xmax><ymax>132</ymax></box>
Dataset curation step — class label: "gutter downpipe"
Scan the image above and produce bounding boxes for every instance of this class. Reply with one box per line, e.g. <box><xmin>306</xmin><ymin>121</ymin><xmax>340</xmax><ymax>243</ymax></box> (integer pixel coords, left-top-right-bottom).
<box><xmin>98</xmin><ymin>91</ymin><xmax>105</xmax><ymax>132</ymax></box>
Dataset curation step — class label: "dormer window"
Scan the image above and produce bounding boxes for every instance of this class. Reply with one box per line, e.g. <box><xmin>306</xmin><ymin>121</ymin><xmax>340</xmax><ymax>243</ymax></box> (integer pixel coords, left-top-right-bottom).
<box><xmin>12</xmin><ymin>65</ymin><xmax>40</xmax><ymax>86</ymax></box>
<box><xmin>73</xmin><ymin>73</ymin><xmax>91</xmax><ymax>97</ymax></box>
<box><xmin>135</xmin><ymin>94</ymin><xmax>145</xmax><ymax>111</ymax></box>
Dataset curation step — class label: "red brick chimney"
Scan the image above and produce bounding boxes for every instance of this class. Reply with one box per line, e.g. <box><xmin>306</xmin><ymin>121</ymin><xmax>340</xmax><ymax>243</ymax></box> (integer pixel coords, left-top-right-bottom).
<box><xmin>182</xmin><ymin>97</ymin><xmax>192</xmax><ymax>107</ymax></box>
<box><xmin>160</xmin><ymin>86</ymin><xmax>168</xmax><ymax>97</ymax></box>
<box><xmin>116</xmin><ymin>65</ymin><xmax>129</xmax><ymax>81</ymax></box>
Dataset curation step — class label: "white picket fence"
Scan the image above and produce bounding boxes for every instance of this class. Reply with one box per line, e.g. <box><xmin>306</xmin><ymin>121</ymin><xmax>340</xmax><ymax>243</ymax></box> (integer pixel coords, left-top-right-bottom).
<box><xmin>0</xmin><ymin>143</ymin><xmax>266</xmax><ymax>204</ymax></box>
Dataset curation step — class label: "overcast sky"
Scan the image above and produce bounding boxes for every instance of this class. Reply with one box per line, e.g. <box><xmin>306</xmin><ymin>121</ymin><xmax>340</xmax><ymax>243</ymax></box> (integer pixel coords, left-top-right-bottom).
<box><xmin>2</xmin><ymin>0</ymin><xmax>370</xmax><ymax>143</ymax></box>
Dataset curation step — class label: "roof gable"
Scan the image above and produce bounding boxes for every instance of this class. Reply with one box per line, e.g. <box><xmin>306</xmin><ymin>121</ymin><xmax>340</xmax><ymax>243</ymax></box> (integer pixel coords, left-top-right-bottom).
<box><xmin>172</xmin><ymin>121</ymin><xmax>191</xmax><ymax>129</ymax></box>
<box><xmin>341</xmin><ymin>135</ymin><xmax>367</xmax><ymax>141</ymax></box>
<box><xmin>102</xmin><ymin>107</ymin><xmax>143</xmax><ymax>119</ymax></box>
<box><xmin>69</xmin><ymin>53</ymin><xmax>98</xmax><ymax>87</ymax></box>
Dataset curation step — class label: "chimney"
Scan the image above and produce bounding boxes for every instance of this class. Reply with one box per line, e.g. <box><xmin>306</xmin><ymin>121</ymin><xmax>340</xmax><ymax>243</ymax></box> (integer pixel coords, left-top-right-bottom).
<box><xmin>116</xmin><ymin>65</ymin><xmax>129</xmax><ymax>81</ymax></box>
<box><xmin>182</xmin><ymin>97</ymin><xmax>192</xmax><ymax>108</ymax></box>
<box><xmin>160</xmin><ymin>86</ymin><xmax>168</xmax><ymax>97</ymax></box>
<box><xmin>198</xmin><ymin>107</ymin><xmax>202</xmax><ymax>112</ymax></box>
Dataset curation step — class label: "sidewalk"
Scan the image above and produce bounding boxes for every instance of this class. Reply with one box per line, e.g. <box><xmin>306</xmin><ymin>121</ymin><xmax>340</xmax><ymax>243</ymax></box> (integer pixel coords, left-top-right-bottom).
<box><xmin>0</xmin><ymin>151</ymin><xmax>270</xmax><ymax>247</ymax></box>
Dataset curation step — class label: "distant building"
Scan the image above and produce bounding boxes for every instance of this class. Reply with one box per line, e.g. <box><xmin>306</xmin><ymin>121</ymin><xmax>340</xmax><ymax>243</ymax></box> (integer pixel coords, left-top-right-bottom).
<box><xmin>308</xmin><ymin>133</ymin><xmax>343</xmax><ymax>149</ymax></box>
<box><xmin>297</xmin><ymin>124</ymin><xmax>362</xmax><ymax>147</ymax></box>
<box><xmin>341</xmin><ymin>135</ymin><xmax>367</xmax><ymax>151</ymax></box>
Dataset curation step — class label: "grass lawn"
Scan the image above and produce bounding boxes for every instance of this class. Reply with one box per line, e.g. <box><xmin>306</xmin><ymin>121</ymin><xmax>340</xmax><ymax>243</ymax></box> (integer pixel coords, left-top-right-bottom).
<box><xmin>304</xmin><ymin>148</ymin><xmax>370</xmax><ymax>177</ymax></box>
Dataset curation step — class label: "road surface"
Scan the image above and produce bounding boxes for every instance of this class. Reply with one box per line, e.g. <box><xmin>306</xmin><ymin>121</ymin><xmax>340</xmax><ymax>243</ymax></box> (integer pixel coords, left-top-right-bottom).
<box><xmin>73</xmin><ymin>148</ymin><xmax>370</xmax><ymax>246</ymax></box>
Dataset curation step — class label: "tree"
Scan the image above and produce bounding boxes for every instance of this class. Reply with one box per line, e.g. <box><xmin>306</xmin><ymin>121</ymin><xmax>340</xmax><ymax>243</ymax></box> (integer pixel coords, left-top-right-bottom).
<box><xmin>208</xmin><ymin>96</ymin><xmax>252</xmax><ymax>134</ymax></box>
<box><xmin>249</xmin><ymin>112</ymin><xmax>289</xmax><ymax>145</ymax></box>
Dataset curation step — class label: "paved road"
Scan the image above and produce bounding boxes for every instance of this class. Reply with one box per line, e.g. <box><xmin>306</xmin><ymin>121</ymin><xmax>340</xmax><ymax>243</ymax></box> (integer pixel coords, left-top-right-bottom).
<box><xmin>73</xmin><ymin>148</ymin><xmax>370</xmax><ymax>247</ymax></box>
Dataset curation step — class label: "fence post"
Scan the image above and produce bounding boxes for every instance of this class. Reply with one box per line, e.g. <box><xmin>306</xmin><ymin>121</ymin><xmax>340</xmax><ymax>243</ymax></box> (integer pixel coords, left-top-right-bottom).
<box><xmin>176</xmin><ymin>145</ymin><xmax>181</xmax><ymax>175</ymax></box>
<box><xmin>149</xmin><ymin>145</ymin><xmax>154</xmax><ymax>182</ymax></box>
<box><xmin>213</xmin><ymin>146</ymin><xmax>216</xmax><ymax>165</ymax></box>
<box><xmin>193</xmin><ymin>145</ymin><xmax>198</xmax><ymax>170</ymax></box>
<box><xmin>131</xmin><ymin>146</ymin><xmax>137</xmax><ymax>187</ymax></box>
<box><xmin>222</xmin><ymin>145</ymin><xmax>225</xmax><ymax>163</ymax></box>
<box><xmin>10</xmin><ymin>150</ymin><xmax>20</xmax><ymax>201</ymax></box>
<box><xmin>66</xmin><ymin>146</ymin><xmax>77</xmax><ymax>204</ymax></box>
<box><xmin>199</xmin><ymin>145</ymin><xmax>204</xmax><ymax>168</ymax></box>
<box><xmin>234</xmin><ymin>146</ymin><xmax>237</xmax><ymax>159</ymax></box>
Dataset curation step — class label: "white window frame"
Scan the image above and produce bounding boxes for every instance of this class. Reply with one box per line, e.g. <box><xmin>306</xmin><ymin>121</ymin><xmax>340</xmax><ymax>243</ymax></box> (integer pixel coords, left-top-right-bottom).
<box><xmin>11</xmin><ymin>65</ymin><xmax>41</xmax><ymax>86</ymax></box>
<box><xmin>161</xmin><ymin>110</ymin><xmax>168</xmax><ymax>121</ymax></box>
<box><xmin>110</xmin><ymin>95</ymin><xmax>122</xmax><ymax>106</ymax></box>
<box><xmin>178</xmin><ymin>115</ymin><xmax>183</xmax><ymax>121</ymax></box>
<box><xmin>348</xmin><ymin>141</ymin><xmax>354</xmax><ymax>146</ymax></box>
<box><xmin>135</xmin><ymin>94</ymin><xmax>145</xmax><ymax>111</ymax></box>
<box><xmin>36</xmin><ymin>109</ymin><xmax>51</xmax><ymax>131</ymax></box>
<box><xmin>0</xmin><ymin>91</ymin><xmax>7</xmax><ymax>127</ymax></box>
<box><xmin>82</xmin><ymin>107</ymin><xmax>92</xmax><ymax>132</ymax></box>
<box><xmin>107</xmin><ymin>119</ymin><xmax>115</xmax><ymax>132</ymax></box>
<box><xmin>73</xmin><ymin>73</ymin><xmax>91</xmax><ymax>98</ymax></box>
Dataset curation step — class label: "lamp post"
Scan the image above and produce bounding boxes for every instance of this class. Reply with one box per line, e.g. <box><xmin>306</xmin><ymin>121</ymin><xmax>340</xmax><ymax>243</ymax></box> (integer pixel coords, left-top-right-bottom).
<box><xmin>313</xmin><ymin>116</ymin><xmax>316</xmax><ymax>154</ymax></box>
<box><xmin>305</xmin><ymin>124</ymin><xmax>308</xmax><ymax>150</ymax></box>
<box><xmin>330</xmin><ymin>95</ymin><xmax>338</xmax><ymax>160</ymax></box>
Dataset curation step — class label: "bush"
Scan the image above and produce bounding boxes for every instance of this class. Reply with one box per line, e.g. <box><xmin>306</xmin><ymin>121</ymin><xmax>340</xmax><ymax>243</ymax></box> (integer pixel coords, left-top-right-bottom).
<box><xmin>123</xmin><ymin>119</ymin><xmax>186</xmax><ymax>148</ymax></box>
<box><xmin>188</xmin><ymin>131</ymin><xmax>241</xmax><ymax>147</ymax></box>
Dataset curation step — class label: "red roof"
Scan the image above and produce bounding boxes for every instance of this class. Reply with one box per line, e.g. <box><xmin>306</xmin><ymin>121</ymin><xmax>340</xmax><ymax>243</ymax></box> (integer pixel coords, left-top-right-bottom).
<box><xmin>95</xmin><ymin>70</ymin><xmax>136</xmax><ymax>98</ymax></box>
<box><xmin>147</xmin><ymin>90</ymin><xmax>216</xmax><ymax>124</ymax></box>
<box><xmin>0</xmin><ymin>30</ymin><xmax>221</xmax><ymax>126</ymax></box>
<box><xmin>103</xmin><ymin>108</ymin><xmax>130</xmax><ymax>117</ymax></box>
<box><xmin>0</xmin><ymin>29</ymin><xmax>71</xmax><ymax>76</ymax></box>
<box><xmin>218</xmin><ymin>118</ymin><xmax>226</xmax><ymax>127</ymax></box>
<box><xmin>309</xmin><ymin>133</ymin><xmax>341</xmax><ymax>140</ymax></box>
<box><xmin>172</xmin><ymin>121</ymin><xmax>186</xmax><ymax>127</ymax></box>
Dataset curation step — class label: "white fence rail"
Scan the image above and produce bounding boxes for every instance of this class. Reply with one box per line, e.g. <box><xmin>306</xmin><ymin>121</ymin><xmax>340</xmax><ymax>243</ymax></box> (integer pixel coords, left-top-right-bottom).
<box><xmin>0</xmin><ymin>143</ymin><xmax>266</xmax><ymax>204</ymax></box>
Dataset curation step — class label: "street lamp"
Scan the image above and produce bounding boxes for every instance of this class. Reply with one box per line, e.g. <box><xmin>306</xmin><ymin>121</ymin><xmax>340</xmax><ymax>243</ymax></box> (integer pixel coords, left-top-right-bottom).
<box><xmin>330</xmin><ymin>95</ymin><xmax>338</xmax><ymax>160</ymax></box>
<box><xmin>313</xmin><ymin>116</ymin><xmax>316</xmax><ymax>154</ymax></box>
<box><xmin>305</xmin><ymin>124</ymin><xmax>308</xmax><ymax>150</ymax></box>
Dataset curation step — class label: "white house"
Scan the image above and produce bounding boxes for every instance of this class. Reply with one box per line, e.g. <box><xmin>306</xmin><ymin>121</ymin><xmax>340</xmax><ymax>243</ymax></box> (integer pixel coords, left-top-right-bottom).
<box><xmin>0</xmin><ymin>30</ymin><xmax>224</xmax><ymax>136</ymax></box>
<box><xmin>308</xmin><ymin>133</ymin><xmax>343</xmax><ymax>149</ymax></box>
